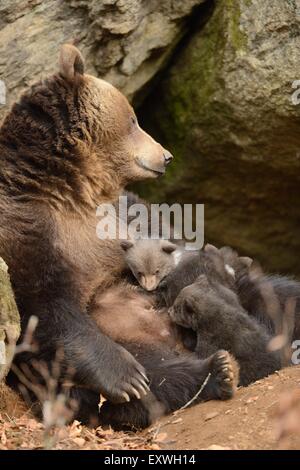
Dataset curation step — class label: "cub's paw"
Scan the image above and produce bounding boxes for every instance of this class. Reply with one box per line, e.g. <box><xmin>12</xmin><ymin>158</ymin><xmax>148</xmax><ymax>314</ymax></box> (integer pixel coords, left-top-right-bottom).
<box><xmin>208</xmin><ymin>350</ymin><xmax>239</xmax><ymax>400</ymax></box>
<box><xmin>101</xmin><ymin>346</ymin><xmax>150</xmax><ymax>404</ymax></box>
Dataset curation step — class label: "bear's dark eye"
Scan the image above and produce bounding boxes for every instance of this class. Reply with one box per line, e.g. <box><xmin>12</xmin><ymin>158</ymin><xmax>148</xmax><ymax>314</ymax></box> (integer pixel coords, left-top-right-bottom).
<box><xmin>155</xmin><ymin>269</ymin><xmax>160</xmax><ymax>274</ymax></box>
<box><xmin>131</xmin><ymin>116</ymin><xmax>137</xmax><ymax>126</ymax></box>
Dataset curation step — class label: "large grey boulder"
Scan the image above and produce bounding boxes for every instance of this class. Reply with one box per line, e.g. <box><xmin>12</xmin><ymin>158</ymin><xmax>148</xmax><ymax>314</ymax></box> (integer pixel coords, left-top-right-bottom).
<box><xmin>0</xmin><ymin>0</ymin><xmax>205</xmax><ymax>120</ymax></box>
<box><xmin>138</xmin><ymin>0</ymin><xmax>300</xmax><ymax>275</ymax></box>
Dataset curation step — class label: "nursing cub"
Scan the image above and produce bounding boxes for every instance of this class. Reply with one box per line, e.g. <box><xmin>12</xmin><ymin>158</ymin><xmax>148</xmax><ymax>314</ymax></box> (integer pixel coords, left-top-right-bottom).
<box><xmin>87</xmin><ymin>239</ymin><xmax>299</xmax><ymax>429</ymax></box>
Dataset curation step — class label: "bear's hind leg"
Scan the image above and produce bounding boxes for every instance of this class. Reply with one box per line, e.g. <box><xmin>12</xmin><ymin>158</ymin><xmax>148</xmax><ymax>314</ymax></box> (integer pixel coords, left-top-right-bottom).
<box><xmin>98</xmin><ymin>349</ymin><xmax>238</xmax><ymax>430</ymax></box>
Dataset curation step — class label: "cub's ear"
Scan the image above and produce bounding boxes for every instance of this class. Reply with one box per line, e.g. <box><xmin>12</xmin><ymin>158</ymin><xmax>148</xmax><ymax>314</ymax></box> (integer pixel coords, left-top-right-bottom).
<box><xmin>183</xmin><ymin>296</ymin><xmax>195</xmax><ymax>314</ymax></box>
<box><xmin>59</xmin><ymin>44</ymin><xmax>85</xmax><ymax>82</ymax></box>
<box><xmin>239</xmin><ymin>256</ymin><xmax>253</xmax><ymax>268</ymax></box>
<box><xmin>161</xmin><ymin>241</ymin><xmax>177</xmax><ymax>254</ymax></box>
<box><xmin>120</xmin><ymin>240</ymin><xmax>134</xmax><ymax>251</ymax></box>
<box><xmin>204</xmin><ymin>243</ymin><xmax>219</xmax><ymax>255</ymax></box>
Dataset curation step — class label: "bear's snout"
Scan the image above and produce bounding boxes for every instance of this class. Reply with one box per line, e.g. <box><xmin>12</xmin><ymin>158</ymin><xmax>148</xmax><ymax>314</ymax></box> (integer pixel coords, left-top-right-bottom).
<box><xmin>130</xmin><ymin>122</ymin><xmax>174</xmax><ymax>178</ymax></box>
<box><xmin>163</xmin><ymin>150</ymin><xmax>173</xmax><ymax>167</ymax></box>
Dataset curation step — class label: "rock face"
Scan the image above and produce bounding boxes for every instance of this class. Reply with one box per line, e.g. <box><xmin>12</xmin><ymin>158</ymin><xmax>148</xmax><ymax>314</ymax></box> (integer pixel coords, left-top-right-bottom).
<box><xmin>138</xmin><ymin>0</ymin><xmax>300</xmax><ymax>276</ymax></box>
<box><xmin>0</xmin><ymin>258</ymin><xmax>20</xmax><ymax>383</ymax></box>
<box><xmin>0</xmin><ymin>0</ymin><xmax>205</xmax><ymax>120</ymax></box>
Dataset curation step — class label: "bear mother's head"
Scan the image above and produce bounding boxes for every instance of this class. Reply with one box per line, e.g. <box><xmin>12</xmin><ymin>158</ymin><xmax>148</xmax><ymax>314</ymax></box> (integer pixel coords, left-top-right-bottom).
<box><xmin>0</xmin><ymin>44</ymin><xmax>173</xmax><ymax>208</ymax></box>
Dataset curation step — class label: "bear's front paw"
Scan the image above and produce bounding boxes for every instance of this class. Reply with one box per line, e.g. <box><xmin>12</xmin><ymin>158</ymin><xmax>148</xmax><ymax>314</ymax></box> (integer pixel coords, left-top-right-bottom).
<box><xmin>99</xmin><ymin>346</ymin><xmax>150</xmax><ymax>404</ymax></box>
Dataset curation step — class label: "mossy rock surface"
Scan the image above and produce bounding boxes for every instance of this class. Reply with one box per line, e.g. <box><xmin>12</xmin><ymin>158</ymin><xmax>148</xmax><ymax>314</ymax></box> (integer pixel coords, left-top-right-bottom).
<box><xmin>137</xmin><ymin>0</ymin><xmax>300</xmax><ymax>276</ymax></box>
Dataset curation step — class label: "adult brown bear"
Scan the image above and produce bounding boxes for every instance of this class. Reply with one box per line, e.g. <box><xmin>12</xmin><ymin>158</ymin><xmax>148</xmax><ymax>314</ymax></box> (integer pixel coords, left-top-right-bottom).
<box><xmin>0</xmin><ymin>45</ymin><xmax>237</xmax><ymax>426</ymax></box>
<box><xmin>0</xmin><ymin>44</ymin><xmax>172</xmax><ymax>403</ymax></box>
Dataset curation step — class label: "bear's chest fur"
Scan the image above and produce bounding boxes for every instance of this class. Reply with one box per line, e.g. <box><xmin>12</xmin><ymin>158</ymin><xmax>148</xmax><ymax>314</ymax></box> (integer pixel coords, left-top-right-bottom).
<box><xmin>53</xmin><ymin>208</ymin><xmax>126</xmax><ymax>308</ymax></box>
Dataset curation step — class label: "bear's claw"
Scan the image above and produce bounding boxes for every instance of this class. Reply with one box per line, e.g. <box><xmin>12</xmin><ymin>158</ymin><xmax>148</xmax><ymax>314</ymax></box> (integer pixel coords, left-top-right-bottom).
<box><xmin>209</xmin><ymin>349</ymin><xmax>239</xmax><ymax>400</ymax></box>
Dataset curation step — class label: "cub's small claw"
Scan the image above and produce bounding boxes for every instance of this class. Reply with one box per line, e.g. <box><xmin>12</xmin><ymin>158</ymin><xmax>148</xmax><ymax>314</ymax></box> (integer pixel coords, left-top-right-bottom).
<box><xmin>209</xmin><ymin>349</ymin><xmax>239</xmax><ymax>400</ymax></box>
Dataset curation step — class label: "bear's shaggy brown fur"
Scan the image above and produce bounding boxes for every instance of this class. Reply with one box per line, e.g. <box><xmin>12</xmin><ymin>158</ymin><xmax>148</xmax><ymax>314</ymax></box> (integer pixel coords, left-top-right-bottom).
<box><xmin>0</xmin><ymin>44</ymin><xmax>173</xmax><ymax>406</ymax></box>
<box><xmin>90</xmin><ymin>283</ymin><xmax>178</xmax><ymax>348</ymax></box>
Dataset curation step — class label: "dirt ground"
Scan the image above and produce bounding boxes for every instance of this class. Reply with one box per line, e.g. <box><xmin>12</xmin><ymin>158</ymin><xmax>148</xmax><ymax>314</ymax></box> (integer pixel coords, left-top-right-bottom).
<box><xmin>0</xmin><ymin>366</ymin><xmax>300</xmax><ymax>450</ymax></box>
<box><xmin>145</xmin><ymin>365</ymin><xmax>300</xmax><ymax>450</ymax></box>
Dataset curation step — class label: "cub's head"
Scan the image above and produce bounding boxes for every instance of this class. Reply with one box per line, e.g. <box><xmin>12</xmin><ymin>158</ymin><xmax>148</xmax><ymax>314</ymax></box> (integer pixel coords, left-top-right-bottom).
<box><xmin>59</xmin><ymin>44</ymin><xmax>173</xmax><ymax>183</ymax></box>
<box><xmin>169</xmin><ymin>273</ymin><xmax>241</xmax><ymax>330</ymax></box>
<box><xmin>120</xmin><ymin>239</ymin><xmax>177</xmax><ymax>291</ymax></box>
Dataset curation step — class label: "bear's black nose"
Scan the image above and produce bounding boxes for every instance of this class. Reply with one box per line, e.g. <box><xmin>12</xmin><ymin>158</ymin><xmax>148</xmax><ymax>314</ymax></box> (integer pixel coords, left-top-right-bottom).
<box><xmin>163</xmin><ymin>151</ymin><xmax>174</xmax><ymax>166</ymax></box>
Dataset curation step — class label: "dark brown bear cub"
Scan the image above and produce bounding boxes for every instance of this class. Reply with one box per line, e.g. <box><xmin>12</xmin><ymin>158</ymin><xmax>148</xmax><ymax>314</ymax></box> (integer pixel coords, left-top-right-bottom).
<box><xmin>88</xmin><ymin>282</ymin><xmax>238</xmax><ymax>430</ymax></box>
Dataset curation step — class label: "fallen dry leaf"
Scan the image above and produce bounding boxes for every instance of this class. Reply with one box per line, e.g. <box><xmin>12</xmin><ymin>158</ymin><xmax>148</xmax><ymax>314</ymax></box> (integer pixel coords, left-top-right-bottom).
<box><xmin>1</xmin><ymin>430</ymin><xmax>7</xmax><ymax>445</ymax></box>
<box><xmin>73</xmin><ymin>437</ymin><xmax>85</xmax><ymax>447</ymax></box>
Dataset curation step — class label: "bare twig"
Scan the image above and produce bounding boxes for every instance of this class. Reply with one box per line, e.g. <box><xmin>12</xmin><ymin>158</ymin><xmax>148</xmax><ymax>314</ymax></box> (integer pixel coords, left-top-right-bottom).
<box><xmin>177</xmin><ymin>372</ymin><xmax>211</xmax><ymax>412</ymax></box>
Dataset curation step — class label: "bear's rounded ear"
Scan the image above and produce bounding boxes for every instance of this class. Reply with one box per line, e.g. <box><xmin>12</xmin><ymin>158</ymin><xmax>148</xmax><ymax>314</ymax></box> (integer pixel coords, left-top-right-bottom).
<box><xmin>239</xmin><ymin>256</ymin><xmax>253</xmax><ymax>268</ymax></box>
<box><xmin>120</xmin><ymin>240</ymin><xmax>134</xmax><ymax>251</ymax></box>
<box><xmin>161</xmin><ymin>241</ymin><xmax>177</xmax><ymax>254</ymax></box>
<box><xmin>59</xmin><ymin>44</ymin><xmax>85</xmax><ymax>83</ymax></box>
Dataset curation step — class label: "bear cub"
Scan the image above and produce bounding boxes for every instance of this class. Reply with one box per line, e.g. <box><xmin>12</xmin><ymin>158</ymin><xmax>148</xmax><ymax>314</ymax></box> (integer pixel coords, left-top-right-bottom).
<box><xmin>120</xmin><ymin>239</ymin><xmax>179</xmax><ymax>291</ymax></box>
